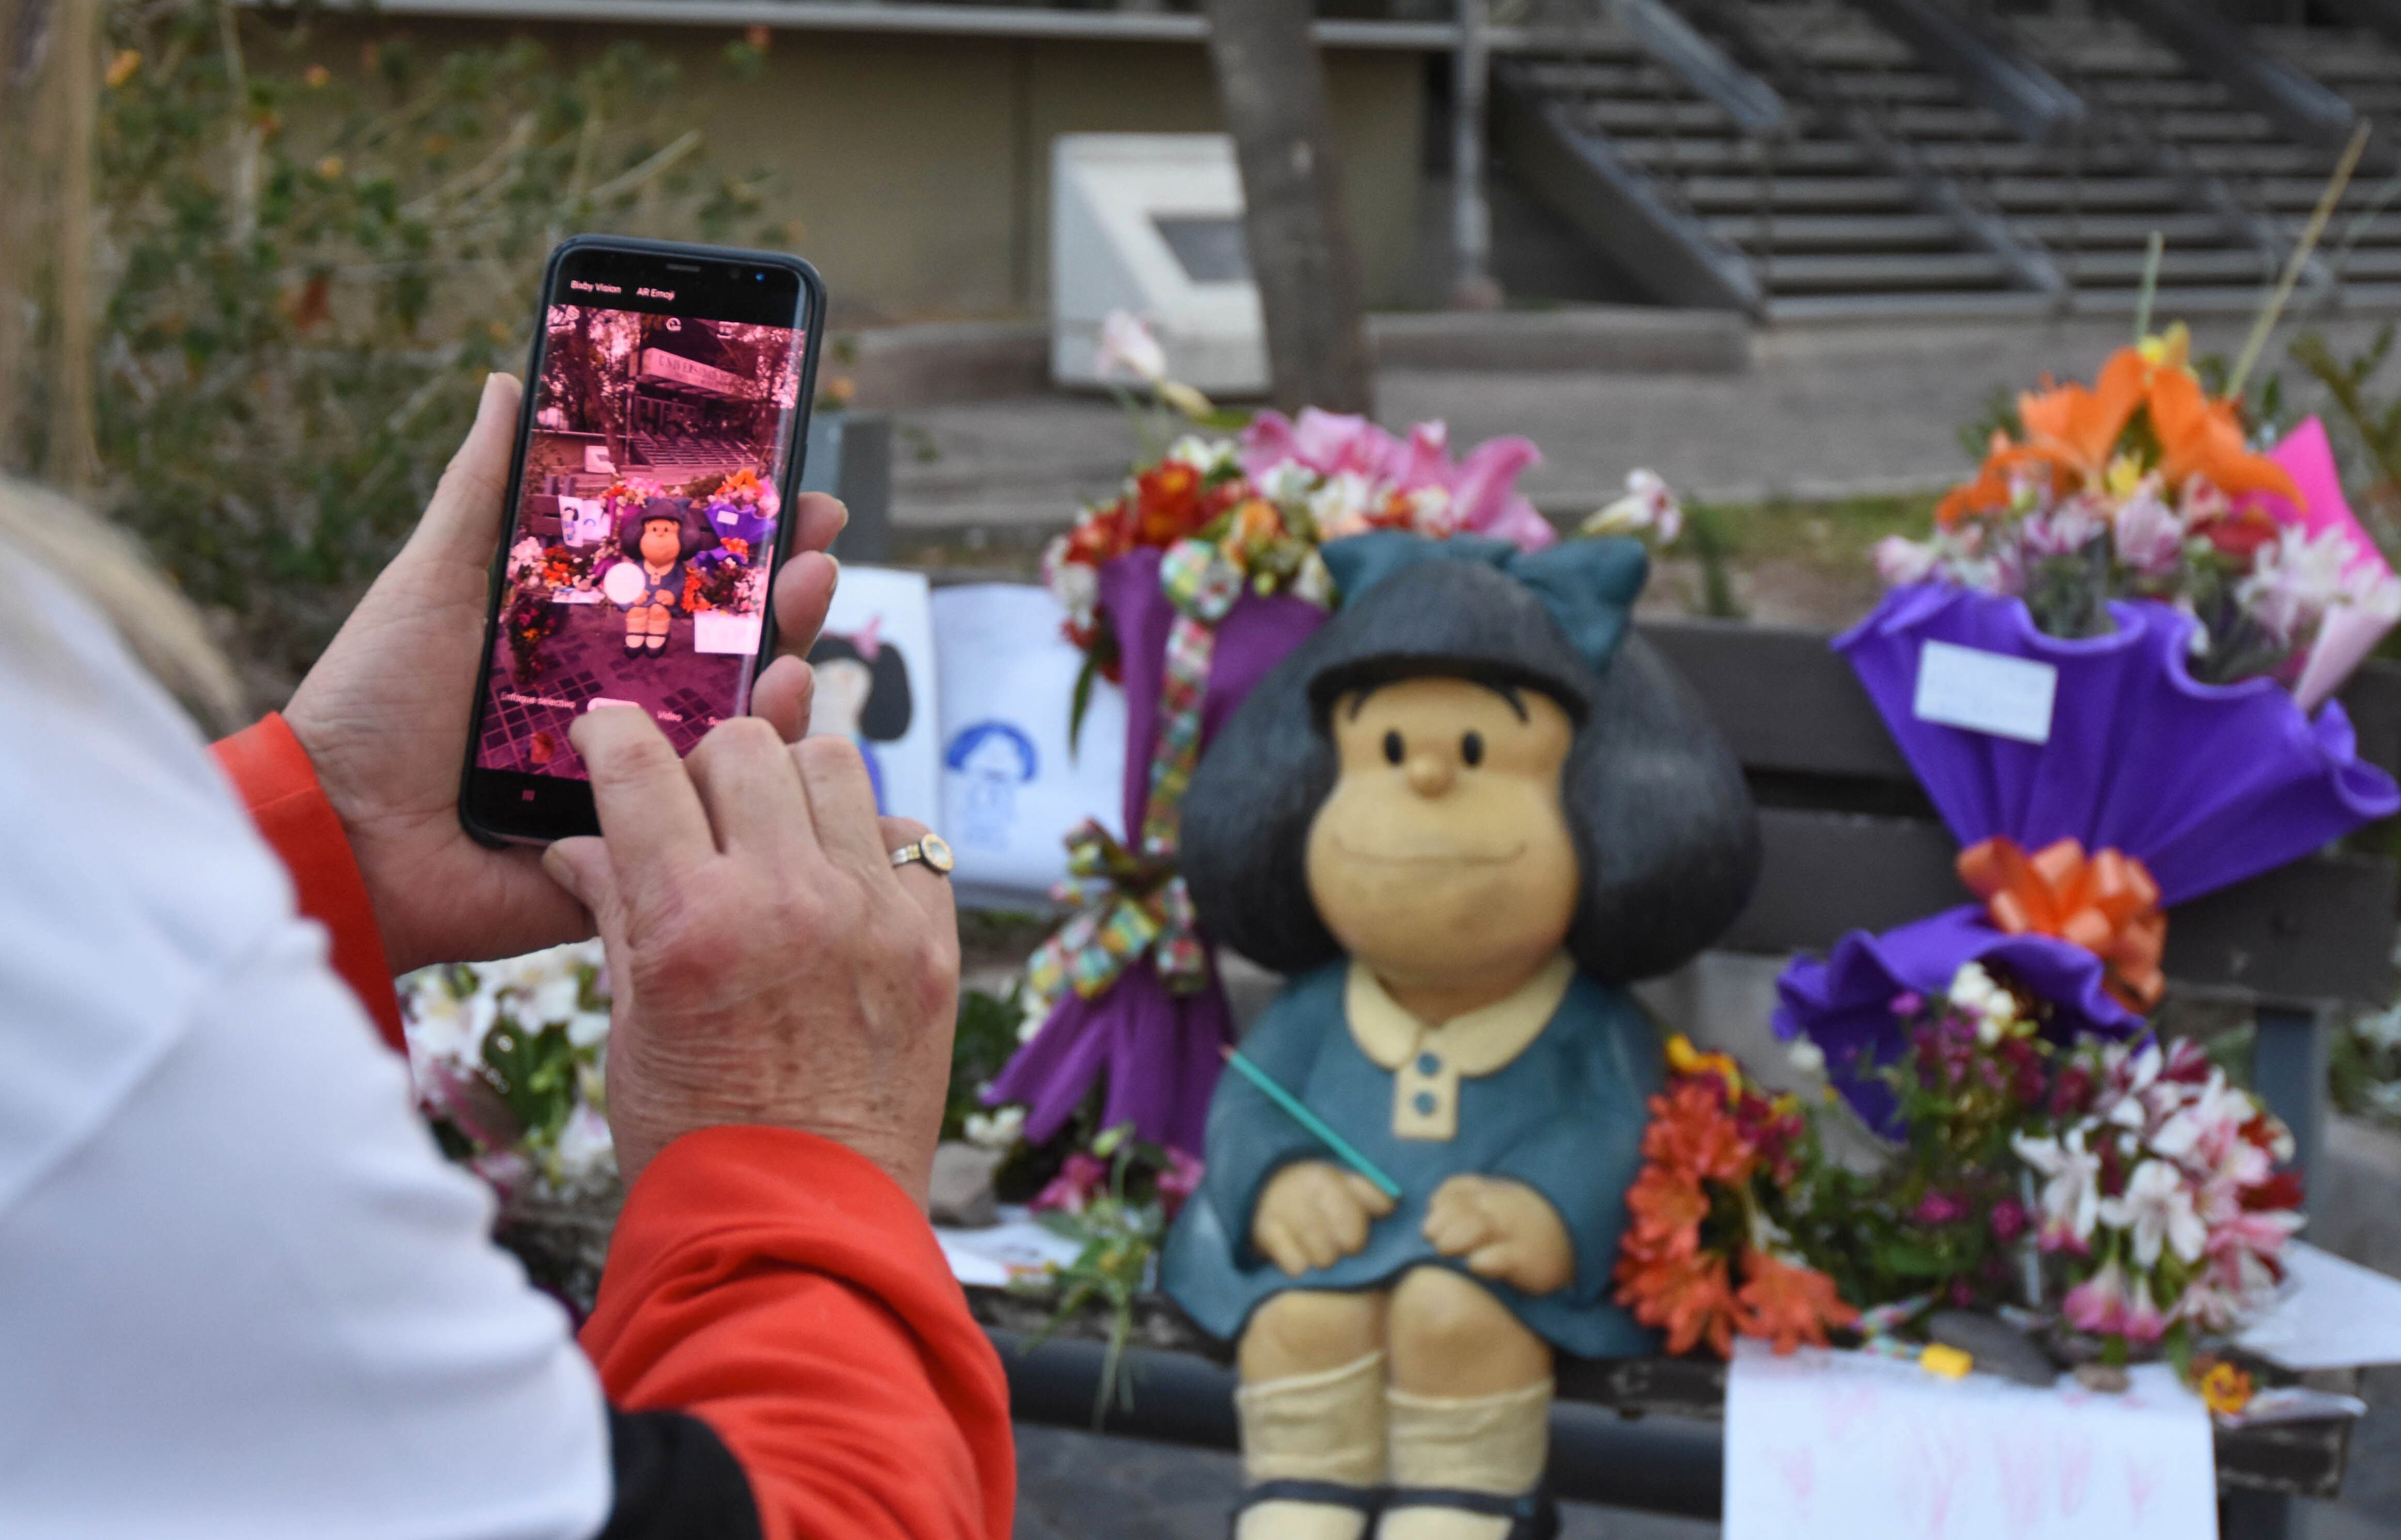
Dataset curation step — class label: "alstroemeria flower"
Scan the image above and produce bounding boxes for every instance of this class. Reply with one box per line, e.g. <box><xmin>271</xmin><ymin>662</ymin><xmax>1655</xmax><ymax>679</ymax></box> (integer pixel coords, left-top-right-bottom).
<box><xmin>2062</xmin><ymin>1257</ymin><xmax>2131</xmax><ymax>1335</ymax></box>
<box><xmin>1094</xmin><ymin>309</ymin><xmax>1167</xmax><ymax>384</ymax></box>
<box><xmin>2099</xmin><ymin>1158</ymin><xmax>2208</xmax><ymax>1267</ymax></box>
<box><xmin>2013</xmin><ymin>1127</ymin><xmax>2103</xmax><ymax>1250</ymax></box>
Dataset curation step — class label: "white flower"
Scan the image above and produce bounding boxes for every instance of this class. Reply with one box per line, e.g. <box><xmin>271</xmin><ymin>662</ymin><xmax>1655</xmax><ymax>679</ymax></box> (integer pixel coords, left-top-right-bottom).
<box><xmin>566</xmin><ymin>1010</ymin><xmax>612</xmax><ymax>1050</ymax></box>
<box><xmin>1166</xmin><ymin>435</ymin><xmax>1237</xmax><ymax>475</ymax></box>
<box><xmin>2014</xmin><ymin>1127</ymin><xmax>2103</xmax><ymax>1248</ymax></box>
<box><xmin>1094</xmin><ymin>309</ymin><xmax>1167</xmax><ymax>384</ymax></box>
<box><xmin>1945</xmin><ymin>961</ymin><xmax>2018</xmax><ymax>1043</ymax></box>
<box><xmin>1041</xmin><ymin>535</ymin><xmax>1101</xmax><ymax>624</ymax></box>
<box><xmin>1308</xmin><ymin>471</ymin><xmax>1379</xmax><ymax>540</ymax></box>
<box><xmin>1401</xmin><ymin>483</ymin><xmax>1455</xmax><ymax>537</ymax></box>
<box><xmin>549</xmin><ymin>1102</ymin><xmax>616</xmax><ymax>1185</ymax></box>
<box><xmin>964</xmin><ymin>1105</ymin><xmax>1026</xmax><ymax>1151</ymax></box>
<box><xmin>1293</xmin><ymin>550</ymin><xmax>1335</xmax><ymax>609</ymax></box>
<box><xmin>1787</xmin><ymin>1037</ymin><xmax>1826</xmax><ymax>1075</ymax></box>
<box><xmin>2237</xmin><ymin>525</ymin><xmax>2352</xmax><ymax>643</ymax></box>
<box><xmin>1582</xmin><ymin>469</ymin><xmax>1681</xmax><ymax>543</ymax></box>
<box><xmin>1254</xmin><ymin>459</ymin><xmax>1319</xmax><ymax>507</ymax></box>
<box><xmin>403</xmin><ymin>982</ymin><xmax>496</xmax><ymax>1078</ymax></box>
<box><xmin>1874</xmin><ymin>535</ymin><xmax>1938</xmax><ymax>586</ymax></box>
<box><xmin>2098</xmin><ymin>1158</ymin><xmax>2209</xmax><ymax>1267</ymax></box>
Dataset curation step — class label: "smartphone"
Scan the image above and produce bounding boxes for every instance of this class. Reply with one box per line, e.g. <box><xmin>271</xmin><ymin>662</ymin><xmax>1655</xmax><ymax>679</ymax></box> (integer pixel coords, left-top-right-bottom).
<box><xmin>460</xmin><ymin>236</ymin><xmax>827</xmax><ymax>845</ymax></box>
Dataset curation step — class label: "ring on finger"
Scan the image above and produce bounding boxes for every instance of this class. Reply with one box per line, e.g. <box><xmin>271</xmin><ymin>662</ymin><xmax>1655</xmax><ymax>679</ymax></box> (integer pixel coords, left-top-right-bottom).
<box><xmin>890</xmin><ymin>832</ymin><xmax>956</xmax><ymax>877</ymax></box>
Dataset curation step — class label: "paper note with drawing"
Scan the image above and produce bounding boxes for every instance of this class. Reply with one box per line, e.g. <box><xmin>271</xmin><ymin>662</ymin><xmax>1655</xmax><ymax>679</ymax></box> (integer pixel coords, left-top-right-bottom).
<box><xmin>809</xmin><ymin>566</ymin><xmax>940</xmax><ymax>829</ymax></box>
<box><xmin>929</xmin><ymin>583</ymin><xmax>1128</xmax><ymax>898</ymax></box>
<box><xmin>1725</xmin><ymin>1343</ymin><xmax>2215</xmax><ymax>1540</ymax></box>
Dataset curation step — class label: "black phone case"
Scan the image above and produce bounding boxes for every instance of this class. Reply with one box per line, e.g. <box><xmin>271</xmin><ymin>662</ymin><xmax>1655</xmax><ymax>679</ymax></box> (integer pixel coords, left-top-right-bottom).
<box><xmin>459</xmin><ymin>235</ymin><xmax>829</xmax><ymax>847</ymax></box>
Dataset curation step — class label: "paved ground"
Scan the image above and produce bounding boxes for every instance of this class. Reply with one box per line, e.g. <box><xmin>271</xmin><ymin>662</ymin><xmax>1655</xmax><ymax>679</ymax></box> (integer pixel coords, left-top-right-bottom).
<box><xmin>890</xmin><ymin>311</ymin><xmax>2401</xmax><ymax>539</ymax></box>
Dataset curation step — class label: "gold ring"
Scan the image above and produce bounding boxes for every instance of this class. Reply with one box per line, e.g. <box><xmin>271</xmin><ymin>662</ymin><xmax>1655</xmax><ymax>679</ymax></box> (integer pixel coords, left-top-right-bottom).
<box><xmin>890</xmin><ymin>832</ymin><xmax>955</xmax><ymax>877</ymax></box>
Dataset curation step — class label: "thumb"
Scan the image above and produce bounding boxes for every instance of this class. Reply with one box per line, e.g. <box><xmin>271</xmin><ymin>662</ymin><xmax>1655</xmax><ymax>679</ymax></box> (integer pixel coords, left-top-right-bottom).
<box><xmin>409</xmin><ymin>371</ymin><xmax>523</xmax><ymax>568</ymax></box>
<box><xmin>542</xmin><ymin>836</ymin><xmax>624</xmax><ymax>937</ymax></box>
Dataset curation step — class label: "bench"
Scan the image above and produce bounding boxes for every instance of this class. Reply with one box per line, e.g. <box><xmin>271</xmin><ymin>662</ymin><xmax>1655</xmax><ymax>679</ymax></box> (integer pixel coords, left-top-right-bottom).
<box><xmin>980</xmin><ymin>614</ymin><xmax>2401</xmax><ymax>1538</ymax></box>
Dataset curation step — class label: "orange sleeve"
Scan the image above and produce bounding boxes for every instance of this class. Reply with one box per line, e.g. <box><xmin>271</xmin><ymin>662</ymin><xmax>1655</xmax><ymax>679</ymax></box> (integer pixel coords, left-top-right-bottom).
<box><xmin>212</xmin><ymin>713</ymin><xmax>406</xmax><ymax>1053</ymax></box>
<box><xmin>582</xmin><ymin>1127</ymin><xmax>1016</xmax><ymax>1540</ymax></box>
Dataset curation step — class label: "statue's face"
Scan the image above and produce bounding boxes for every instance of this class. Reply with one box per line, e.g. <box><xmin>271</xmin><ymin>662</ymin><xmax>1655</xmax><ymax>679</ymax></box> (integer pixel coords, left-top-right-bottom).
<box><xmin>1305</xmin><ymin>675</ymin><xmax>1580</xmax><ymax>991</ymax></box>
<box><xmin>640</xmin><ymin>519</ymin><xmax>681</xmax><ymax>567</ymax></box>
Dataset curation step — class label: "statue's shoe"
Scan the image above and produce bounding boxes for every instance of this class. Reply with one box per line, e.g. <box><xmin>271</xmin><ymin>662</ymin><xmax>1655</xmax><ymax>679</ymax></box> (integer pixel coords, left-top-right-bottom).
<box><xmin>1231</xmin><ymin>1479</ymin><xmax>1383</xmax><ymax>1540</ymax></box>
<box><xmin>1374</xmin><ymin>1484</ymin><xmax>1559</xmax><ymax>1540</ymax></box>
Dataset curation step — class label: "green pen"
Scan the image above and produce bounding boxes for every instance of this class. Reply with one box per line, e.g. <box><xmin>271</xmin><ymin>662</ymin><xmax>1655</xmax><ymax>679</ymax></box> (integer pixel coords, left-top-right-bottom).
<box><xmin>1219</xmin><ymin>1044</ymin><xmax>1404</xmax><ymax>1201</ymax></box>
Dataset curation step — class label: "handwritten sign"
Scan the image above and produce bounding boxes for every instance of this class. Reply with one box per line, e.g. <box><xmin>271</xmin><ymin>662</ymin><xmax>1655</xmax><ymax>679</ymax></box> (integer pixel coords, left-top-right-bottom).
<box><xmin>1726</xmin><ymin>1343</ymin><xmax>2215</xmax><ymax>1540</ymax></box>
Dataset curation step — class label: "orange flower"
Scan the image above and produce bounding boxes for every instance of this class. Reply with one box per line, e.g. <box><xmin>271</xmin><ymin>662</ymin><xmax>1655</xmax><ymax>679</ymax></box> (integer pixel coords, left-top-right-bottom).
<box><xmin>2014</xmin><ymin>346</ymin><xmax>2147</xmax><ymax>491</ymax></box>
<box><xmin>2145</xmin><ymin>366</ymin><xmax>2298</xmax><ymax>504</ymax></box>
<box><xmin>1936</xmin><ymin>437</ymin><xmax>2037</xmax><ymax>527</ymax></box>
<box><xmin>2197</xmin><ymin>1358</ymin><xmax>2255</xmax><ymax>1417</ymax></box>
<box><xmin>1640</xmin><ymin>1080</ymin><xmax>1757</xmax><ymax>1185</ymax></box>
<box><xmin>1732</xmin><ymin>1252</ymin><xmax>1858</xmax><ymax>1355</ymax></box>
<box><xmin>1616</xmin><ymin>1250</ymin><xmax>1738</xmax><ymax>1357</ymax></box>
<box><xmin>1623</xmin><ymin>1165</ymin><xmax>1709</xmax><ymax>1262</ymax></box>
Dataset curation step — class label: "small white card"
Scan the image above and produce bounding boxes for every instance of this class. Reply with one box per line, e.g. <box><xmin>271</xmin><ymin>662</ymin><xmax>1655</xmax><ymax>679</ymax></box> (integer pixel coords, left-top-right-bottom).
<box><xmin>1725</xmin><ymin>1343</ymin><xmax>2215</xmax><ymax>1540</ymax></box>
<box><xmin>692</xmin><ymin>610</ymin><xmax>763</xmax><ymax>656</ymax></box>
<box><xmin>1914</xmin><ymin>640</ymin><xmax>2059</xmax><ymax>744</ymax></box>
<box><xmin>2236</xmin><ymin>1241</ymin><xmax>2401</xmax><ymax>1370</ymax></box>
<box><xmin>933</xmin><ymin>1206</ymin><xmax>1085</xmax><ymax>1288</ymax></box>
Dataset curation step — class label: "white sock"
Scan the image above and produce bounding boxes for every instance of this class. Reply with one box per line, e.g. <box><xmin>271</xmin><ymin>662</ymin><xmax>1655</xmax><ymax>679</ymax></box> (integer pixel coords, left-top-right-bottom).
<box><xmin>1235</xmin><ymin>1351</ymin><xmax>1388</xmax><ymax>1540</ymax></box>
<box><xmin>1376</xmin><ymin>1379</ymin><xmax>1552</xmax><ymax>1540</ymax></box>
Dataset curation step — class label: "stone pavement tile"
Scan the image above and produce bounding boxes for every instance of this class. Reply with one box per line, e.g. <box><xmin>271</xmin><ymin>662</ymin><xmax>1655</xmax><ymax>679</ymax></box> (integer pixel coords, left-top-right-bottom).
<box><xmin>1011</xmin><ymin>1425</ymin><xmax>1720</xmax><ymax>1539</ymax></box>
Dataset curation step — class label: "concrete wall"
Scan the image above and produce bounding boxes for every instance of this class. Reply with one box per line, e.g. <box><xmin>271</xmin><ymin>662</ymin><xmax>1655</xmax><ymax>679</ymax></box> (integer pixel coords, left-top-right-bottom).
<box><xmin>322</xmin><ymin>20</ymin><xmax>1428</xmax><ymax>324</ymax></box>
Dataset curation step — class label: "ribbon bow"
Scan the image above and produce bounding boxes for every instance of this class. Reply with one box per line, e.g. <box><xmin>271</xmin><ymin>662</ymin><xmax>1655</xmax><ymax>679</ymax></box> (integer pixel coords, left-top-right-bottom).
<box><xmin>1024</xmin><ymin>819</ymin><xmax>1210</xmax><ymax>1004</ymax></box>
<box><xmin>1134</xmin><ymin>538</ymin><xmax>1250</xmax><ymax>858</ymax></box>
<box><xmin>1318</xmin><ymin>530</ymin><xmax>1650</xmax><ymax>674</ymax></box>
<box><xmin>1956</xmin><ymin>836</ymin><xmax>2167</xmax><ymax>1012</ymax></box>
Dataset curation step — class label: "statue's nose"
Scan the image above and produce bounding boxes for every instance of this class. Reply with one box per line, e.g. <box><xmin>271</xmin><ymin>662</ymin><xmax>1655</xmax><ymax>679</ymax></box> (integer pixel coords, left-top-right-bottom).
<box><xmin>1406</xmin><ymin>751</ymin><xmax>1455</xmax><ymax>798</ymax></box>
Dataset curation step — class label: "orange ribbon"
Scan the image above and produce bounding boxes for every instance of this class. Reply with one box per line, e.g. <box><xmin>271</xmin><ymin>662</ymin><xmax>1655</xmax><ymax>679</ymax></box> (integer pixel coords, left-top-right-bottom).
<box><xmin>1955</xmin><ymin>836</ymin><xmax>2167</xmax><ymax>1013</ymax></box>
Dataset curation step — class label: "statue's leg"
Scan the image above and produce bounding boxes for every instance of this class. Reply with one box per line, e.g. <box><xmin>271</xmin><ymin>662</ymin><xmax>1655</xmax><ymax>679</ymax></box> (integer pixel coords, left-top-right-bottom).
<box><xmin>1232</xmin><ymin>1288</ymin><xmax>1390</xmax><ymax>1540</ymax></box>
<box><xmin>1378</xmin><ymin>1267</ymin><xmax>1555</xmax><ymax>1540</ymax></box>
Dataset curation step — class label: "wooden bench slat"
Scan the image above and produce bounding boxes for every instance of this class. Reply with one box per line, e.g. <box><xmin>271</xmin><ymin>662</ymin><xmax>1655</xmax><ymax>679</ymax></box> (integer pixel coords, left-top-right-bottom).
<box><xmin>1723</xmin><ymin>808</ymin><xmax>2399</xmax><ymax>1006</ymax></box>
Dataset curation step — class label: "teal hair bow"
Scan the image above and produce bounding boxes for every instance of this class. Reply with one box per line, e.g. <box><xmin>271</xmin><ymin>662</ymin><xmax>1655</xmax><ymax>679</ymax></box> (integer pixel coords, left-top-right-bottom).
<box><xmin>1317</xmin><ymin>531</ymin><xmax>1650</xmax><ymax>674</ymax></box>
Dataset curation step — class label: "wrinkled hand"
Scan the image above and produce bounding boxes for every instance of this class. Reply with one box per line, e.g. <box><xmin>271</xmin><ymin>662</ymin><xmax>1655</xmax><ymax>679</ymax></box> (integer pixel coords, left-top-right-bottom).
<box><xmin>541</xmin><ymin>708</ymin><xmax>959</xmax><ymax>1200</ymax></box>
<box><xmin>282</xmin><ymin>372</ymin><xmax>845</xmax><ymax>974</ymax></box>
<box><xmin>1252</xmin><ymin>1160</ymin><xmax>1397</xmax><ymax>1277</ymax></box>
<box><xmin>1422</xmin><ymin>1174</ymin><xmax>1574</xmax><ymax>1295</ymax></box>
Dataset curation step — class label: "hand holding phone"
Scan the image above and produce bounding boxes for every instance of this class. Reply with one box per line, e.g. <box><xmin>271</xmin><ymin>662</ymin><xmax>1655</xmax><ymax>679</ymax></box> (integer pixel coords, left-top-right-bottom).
<box><xmin>280</xmin><ymin>372</ymin><xmax>843</xmax><ymax>973</ymax></box>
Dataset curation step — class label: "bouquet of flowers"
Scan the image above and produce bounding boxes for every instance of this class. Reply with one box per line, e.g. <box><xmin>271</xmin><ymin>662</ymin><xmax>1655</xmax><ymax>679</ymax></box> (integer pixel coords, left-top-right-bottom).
<box><xmin>696</xmin><ymin>467</ymin><xmax>777</xmax><ymax>549</ymax></box>
<box><xmin>1876</xmin><ymin>325</ymin><xmax>2400</xmax><ymax>696</ymax></box>
<box><xmin>502</xmin><ymin>536</ymin><xmax>568</xmax><ymax>681</ymax></box>
<box><xmin>682</xmin><ymin>536</ymin><xmax>761</xmax><ymax>615</ymax></box>
<box><xmin>401</xmin><ymin>941</ymin><xmax>616</xmax><ymax>1203</ymax></box>
<box><xmin>2018</xmin><ymin>1035</ymin><xmax>2301</xmax><ymax>1360</ymax></box>
<box><xmin>598</xmin><ymin>475</ymin><xmax>661</xmax><ymax>526</ymax></box>
<box><xmin>1614</xmin><ymin>1036</ymin><xmax>1858</xmax><ymax>1356</ymax></box>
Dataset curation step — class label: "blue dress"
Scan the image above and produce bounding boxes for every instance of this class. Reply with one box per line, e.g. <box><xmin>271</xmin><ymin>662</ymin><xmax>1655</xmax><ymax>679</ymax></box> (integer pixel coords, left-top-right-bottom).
<box><xmin>1160</xmin><ymin>961</ymin><xmax>1662</xmax><ymax>1359</ymax></box>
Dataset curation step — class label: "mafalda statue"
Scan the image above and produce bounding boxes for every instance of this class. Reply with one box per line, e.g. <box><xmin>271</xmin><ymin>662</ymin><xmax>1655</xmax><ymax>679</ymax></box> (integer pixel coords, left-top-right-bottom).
<box><xmin>1162</xmin><ymin>532</ymin><xmax>1759</xmax><ymax>1540</ymax></box>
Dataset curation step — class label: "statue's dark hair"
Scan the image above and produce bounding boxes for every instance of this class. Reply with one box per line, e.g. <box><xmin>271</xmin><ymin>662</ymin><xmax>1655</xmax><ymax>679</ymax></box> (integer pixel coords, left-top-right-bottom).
<box><xmin>1180</xmin><ymin>559</ymin><xmax>1759</xmax><ymax>984</ymax></box>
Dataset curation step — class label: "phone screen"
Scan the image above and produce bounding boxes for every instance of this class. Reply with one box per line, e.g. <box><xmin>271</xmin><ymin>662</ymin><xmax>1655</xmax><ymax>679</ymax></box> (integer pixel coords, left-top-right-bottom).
<box><xmin>464</xmin><ymin>243</ymin><xmax>813</xmax><ymax>837</ymax></box>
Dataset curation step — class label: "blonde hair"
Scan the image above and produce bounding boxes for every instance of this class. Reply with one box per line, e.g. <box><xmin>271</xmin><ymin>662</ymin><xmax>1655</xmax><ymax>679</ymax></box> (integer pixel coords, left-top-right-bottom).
<box><xmin>0</xmin><ymin>476</ymin><xmax>244</xmax><ymax>734</ymax></box>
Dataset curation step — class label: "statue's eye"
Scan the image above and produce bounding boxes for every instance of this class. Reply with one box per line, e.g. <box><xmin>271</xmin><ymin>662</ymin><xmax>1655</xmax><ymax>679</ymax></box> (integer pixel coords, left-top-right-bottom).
<box><xmin>1382</xmin><ymin>730</ymin><xmax>1405</xmax><ymax>766</ymax></box>
<box><xmin>1461</xmin><ymin>732</ymin><xmax>1485</xmax><ymax>768</ymax></box>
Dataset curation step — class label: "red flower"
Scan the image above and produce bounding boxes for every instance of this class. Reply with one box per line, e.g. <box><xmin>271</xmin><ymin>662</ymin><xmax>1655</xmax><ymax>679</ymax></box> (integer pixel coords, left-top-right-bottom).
<box><xmin>1641</xmin><ymin>1081</ymin><xmax>1757</xmax><ymax>1186</ymax></box>
<box><xmin>1732</xmin><ymin>1252</ymin><xmax>1857</xmax><ymax>1355</ymax></box>
<box><xmin>1616</xmin><ymin>1249</ymin><xmax>1739</xmax><ymax>1357</ymax></box>
<box><xmin>1623</xmin><ymin>1165</ymin><xmax>1709</xmax><ymax>1262</ymax></box>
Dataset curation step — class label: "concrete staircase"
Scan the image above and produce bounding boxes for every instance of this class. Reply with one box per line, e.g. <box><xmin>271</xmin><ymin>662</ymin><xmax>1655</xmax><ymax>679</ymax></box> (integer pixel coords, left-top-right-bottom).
<box><xmin>1493</xmin><ymin>0</ymin><xmax>2401</xmax><ymax>319</ymax></box>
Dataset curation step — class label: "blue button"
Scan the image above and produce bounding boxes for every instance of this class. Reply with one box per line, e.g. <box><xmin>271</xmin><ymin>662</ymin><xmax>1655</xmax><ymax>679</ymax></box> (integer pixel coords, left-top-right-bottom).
<box><xmin>1413</xmin><ymin>1091</ymin><xmax>1438</xmax><ymax>1116</ymax></box>
<box><xmin>1416</xmin><ymin>1052</ymin><xmax>1442</xmax><ymax>1077</ymax></box>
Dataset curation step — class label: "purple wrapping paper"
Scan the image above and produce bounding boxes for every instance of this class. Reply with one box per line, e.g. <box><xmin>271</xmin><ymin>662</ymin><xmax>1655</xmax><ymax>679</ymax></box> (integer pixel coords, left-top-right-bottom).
<box><xmin>987</xmin><ymin>548</ymin><xmax>1329</xmax><ymax>1154</ymax></box>
<box><xmin>1775</xmin><ymin>584</ymin><xmax>2400</xmax><ymax>1117</ymax></box>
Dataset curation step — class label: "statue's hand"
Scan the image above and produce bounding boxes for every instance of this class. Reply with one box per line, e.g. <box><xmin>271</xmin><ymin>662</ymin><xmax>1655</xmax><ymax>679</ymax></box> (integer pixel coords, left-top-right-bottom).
<box><xmin>1252</xmin><ymin>1160</ymin><xmax>1397</xmax><ymax>1278</ymax></box>
<box><xmin>1423</xmin><ymin>1174</ymin><xmax>1576</xmax><ymax>1296</ymax></box>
